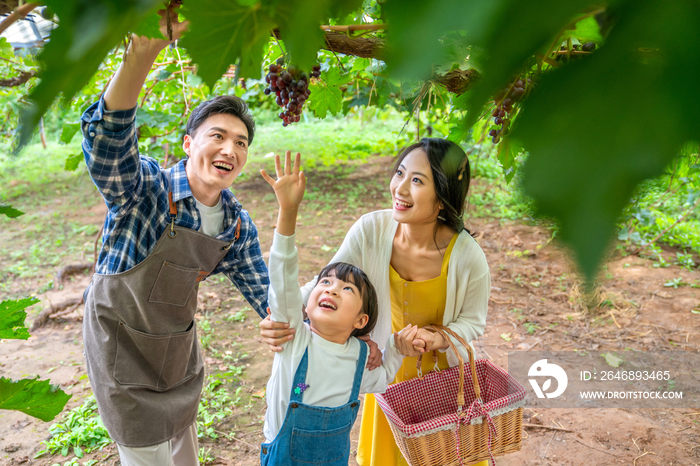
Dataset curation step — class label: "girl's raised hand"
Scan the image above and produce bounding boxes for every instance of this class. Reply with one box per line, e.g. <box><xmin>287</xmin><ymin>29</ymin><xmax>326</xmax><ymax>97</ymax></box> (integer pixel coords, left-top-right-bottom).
<box><xmin>260</xmin><ymin>151</ymin><xmax>306</xmax><ymax>210</ymax></box>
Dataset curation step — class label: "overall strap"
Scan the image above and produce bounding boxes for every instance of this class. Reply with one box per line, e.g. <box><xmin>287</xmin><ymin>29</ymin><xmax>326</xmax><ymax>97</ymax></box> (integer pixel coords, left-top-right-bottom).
<box><xmin>348</xmin><ymin>340</ymin><xmax>368</xmax><ymax>402</ymax></box>
<box><xmin>290</xmin><ymin>347</ymin><xmax>310</xmax><ymax>402</ymax></box>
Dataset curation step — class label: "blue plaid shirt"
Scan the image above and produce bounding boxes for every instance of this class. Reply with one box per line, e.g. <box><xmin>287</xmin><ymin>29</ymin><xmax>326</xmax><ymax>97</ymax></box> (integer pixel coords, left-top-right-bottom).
<box><xmin>81</xmin><ymin>97</ymin><xmax>269</xmax><ymax>318</ymax></box>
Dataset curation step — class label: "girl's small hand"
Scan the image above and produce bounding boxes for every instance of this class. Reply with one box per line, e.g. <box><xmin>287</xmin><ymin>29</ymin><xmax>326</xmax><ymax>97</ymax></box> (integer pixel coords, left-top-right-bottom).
<box><xmin>260</xmin><ymin>151</ymin><xmax>306</xmax><ymax>210</ymax></box>
<box><xmin>394</xmin><ymin>325</ymin><xmax>423</xmax><ymax>357</ymax></box>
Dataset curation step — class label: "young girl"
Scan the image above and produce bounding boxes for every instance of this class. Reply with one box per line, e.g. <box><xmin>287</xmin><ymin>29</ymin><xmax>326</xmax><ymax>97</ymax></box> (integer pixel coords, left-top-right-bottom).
<box><xmin>259</xmin><ymin>152</ymin><xmax>415</xmax><ymax>466</ymax></box>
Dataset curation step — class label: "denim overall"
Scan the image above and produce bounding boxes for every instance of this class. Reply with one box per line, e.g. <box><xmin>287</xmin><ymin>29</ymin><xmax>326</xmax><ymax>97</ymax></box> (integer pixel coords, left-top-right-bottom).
<box><xmin>261</xmin><ymin>341</ymin><xmax>368</xmax><ymax>466</ymax></box>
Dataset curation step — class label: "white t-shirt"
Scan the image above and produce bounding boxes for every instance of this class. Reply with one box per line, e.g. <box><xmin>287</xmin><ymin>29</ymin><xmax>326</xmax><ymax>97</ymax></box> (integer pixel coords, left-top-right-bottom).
<box><xmin>263</xmin><ymin>231</ymin><xmax>405</xmax><ymax>443</ymax></box>
<box><xmin>195</xmin><ymin>196</ymin><xmax>225</xmax><ymax>237</ymax></box>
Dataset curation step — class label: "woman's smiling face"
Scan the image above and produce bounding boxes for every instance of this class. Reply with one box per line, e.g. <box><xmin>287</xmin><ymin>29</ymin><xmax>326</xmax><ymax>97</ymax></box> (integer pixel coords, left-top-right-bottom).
<box><xmin>389</xmin><ymin>148</ymin><xmax>441</xmax><ymax>225</ymax></box>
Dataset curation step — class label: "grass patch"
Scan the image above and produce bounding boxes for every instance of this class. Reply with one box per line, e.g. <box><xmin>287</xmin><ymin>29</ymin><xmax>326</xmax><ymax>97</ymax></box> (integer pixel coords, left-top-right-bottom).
<box><xmin>34</xmin><ymin>396</ymin><xmax>111</xmax><ymax>462</ymax></box>
<box><xmin>0</xmin><ymin>142</ymin><xmax>101</xmax><ymax>297</ymax></box>
<box><xmin>0</xmin><ymin>142</ymin><xmax>85</xmax><ymax>201</ymax></box>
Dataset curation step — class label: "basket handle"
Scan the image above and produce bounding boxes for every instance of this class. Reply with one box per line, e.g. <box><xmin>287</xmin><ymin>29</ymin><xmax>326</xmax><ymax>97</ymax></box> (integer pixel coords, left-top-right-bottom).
<box><xmin>415</xmin><ymin>348</ymin><xmax>440</xmax><ymax>379</ymax></box>
<box><xmin>422</xmin><ymin>325</ymin><xmax>481</xmax><ymax>410</ymax></box>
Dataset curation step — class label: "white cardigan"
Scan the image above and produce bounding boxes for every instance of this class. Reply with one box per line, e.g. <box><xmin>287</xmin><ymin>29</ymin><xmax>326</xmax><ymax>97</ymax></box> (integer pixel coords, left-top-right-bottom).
<box><xmin>301</xmin><ymin>210</ymin><xmax>491</xmax><ymax>366</ymax></box>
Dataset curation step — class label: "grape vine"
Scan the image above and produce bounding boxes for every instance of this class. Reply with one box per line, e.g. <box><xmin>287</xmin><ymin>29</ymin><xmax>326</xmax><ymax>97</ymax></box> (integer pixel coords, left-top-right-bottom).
<box><xmin>489</xmin><ymin>77</ymin><xmax>532</xmax><ymax>144</ymax></box>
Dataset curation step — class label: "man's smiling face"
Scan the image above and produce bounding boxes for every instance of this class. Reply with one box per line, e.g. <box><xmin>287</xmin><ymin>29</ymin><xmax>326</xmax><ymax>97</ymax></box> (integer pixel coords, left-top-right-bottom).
<box><xmin>183</xmin><ymin>113</ymin><xmax>249</xmax><ymax>205</ymax></box>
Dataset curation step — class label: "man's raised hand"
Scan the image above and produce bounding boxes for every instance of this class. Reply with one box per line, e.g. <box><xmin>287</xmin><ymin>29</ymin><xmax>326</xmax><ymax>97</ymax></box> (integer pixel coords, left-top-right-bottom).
<box><xmin>129</xmin><ymin>3</ymin><xmax>189</xmax><ymax>58</ymax></box>
<box><xmin>104</xmin><ymin>2</ymin><xmax>189</xmax><ymax>111</ymax></box>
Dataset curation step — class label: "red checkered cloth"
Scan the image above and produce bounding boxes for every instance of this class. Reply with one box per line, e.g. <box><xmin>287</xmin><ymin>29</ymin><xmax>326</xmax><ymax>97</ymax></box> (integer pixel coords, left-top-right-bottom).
<box><xmin>375</xmin><ymin>359</ymin><xmax>526</xmax><ymax>439</ymax></box>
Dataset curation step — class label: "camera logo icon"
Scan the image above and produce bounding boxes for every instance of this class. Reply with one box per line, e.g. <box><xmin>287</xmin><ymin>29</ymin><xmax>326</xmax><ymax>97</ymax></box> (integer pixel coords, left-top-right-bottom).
<box><xmin>528</xmin><ymin>359</ymin><xmax>568</xmax><ymax>399</ymax></box>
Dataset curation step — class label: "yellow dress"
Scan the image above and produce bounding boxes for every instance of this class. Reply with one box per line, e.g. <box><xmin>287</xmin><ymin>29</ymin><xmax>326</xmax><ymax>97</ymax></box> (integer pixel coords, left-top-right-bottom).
<box><xmin>356</xmin><ymin>234</ymin><xmax>487</xmax><ymax>466</ymax></box>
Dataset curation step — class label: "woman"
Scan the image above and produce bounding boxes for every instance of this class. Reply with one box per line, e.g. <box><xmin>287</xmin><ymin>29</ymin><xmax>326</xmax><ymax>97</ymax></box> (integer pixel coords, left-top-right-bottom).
<box><xmin>261</xmin><ymin>138</ymin><xmax>490</xmax><ymax>466</ymax></box>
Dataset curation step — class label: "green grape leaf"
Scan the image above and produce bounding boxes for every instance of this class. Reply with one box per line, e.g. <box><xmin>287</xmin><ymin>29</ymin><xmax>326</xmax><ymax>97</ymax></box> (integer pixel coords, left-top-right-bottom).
<box><xmin>59</xmin><ymin>122</ymin><xmax>81</xmax><ymax>144</ymax></box>
<box><xmin>0</xmin><ymin>298</ymin><xmax>38</xmax><ymax>340</ymax></box>
<box><xmin>64</xmin><ymin>153</ymin><xmax>84</xmax><ymax>171</ymax></box>
<box><xmin>308</xmin><ymin>67</ymin><xmax>350</xmax><ymax>118</ymax></box>
<box><xmin>497</xmin><ymin>137</ymin><xmax>523</xmax><ymax>184</ymax></box>
<box><xmin>0</xmin><ymin>37</ymin><xmax>12</xmax><ymax>55</ymax></box>
<box><xmin>18</xmin><ymin>0</ymin><xmax>164</xmax><ymax>148</ymax></box>
<box><xmin>308</xmin><ymin>83</ymin><xmax>342</xmax><ymax>118</ymax></box>
<box><xmin>179</xmin><ymin>0</ymin><xmax>275</xmax><ymax>87</ymax></box>
<box><xmin>511</xmin><ymin>0</ymin><xmax>700</xmax><ymax>282</ymax></box>
<box><xmin>561</xmin><ymin>15</ymin><xmax>603</xmax><ymax>43</ymax></box>
<box><xmin>447</xmin><ymin>116</ymin><xmax>471</xmax><ymax>144</ymax></box>
<box><xmin>0</xmin><ymin>377</ymin><xmax>71</xmax><ymax>422</ymax></box>
<box><xmin>0</xmin><ymin>204</ymin><xmax>24</xmax><ymax>219</ymax></box>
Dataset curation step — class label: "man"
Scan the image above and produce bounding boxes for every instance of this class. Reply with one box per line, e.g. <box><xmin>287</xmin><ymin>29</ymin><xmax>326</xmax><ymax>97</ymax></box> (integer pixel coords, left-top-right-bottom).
<box><xmin>80</xmin><ymin>8</ymin><xmax>268</xmax><ymax>465</ymax></box>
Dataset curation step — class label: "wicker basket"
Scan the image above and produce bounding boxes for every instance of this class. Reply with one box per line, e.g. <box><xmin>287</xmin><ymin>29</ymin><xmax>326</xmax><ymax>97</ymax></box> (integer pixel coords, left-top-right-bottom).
<box><xmin>375</xmin><ymin>325</ymin><xmax>525</xmax><ymax>466</ymax></box>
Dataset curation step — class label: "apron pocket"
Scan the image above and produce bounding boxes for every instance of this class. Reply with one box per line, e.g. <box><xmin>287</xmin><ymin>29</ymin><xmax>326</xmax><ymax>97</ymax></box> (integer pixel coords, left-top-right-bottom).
<box><xmin>290</xmin><ymin>424</ymin><xmax>351</xmax><ymax>464</ymax></box>
<box><xmin>114</xmin><ymin>321</ymin><xmax>201</xmax><ymax>391</ymax></box>
<box><xmin>148</xmin><ymin>261</ymin><xmax>200</xmax><ymax>307</ymax></box>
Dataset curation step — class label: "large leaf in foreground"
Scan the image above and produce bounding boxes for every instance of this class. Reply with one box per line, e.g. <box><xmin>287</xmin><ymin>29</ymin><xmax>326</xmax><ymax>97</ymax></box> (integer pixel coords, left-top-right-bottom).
<box><xmin>19</xmin><ymin>0</ymin><xmax>163</xmax><ymax>147</ymax></box>
<box><xmin>179</xmin><ymin>0</ymin><xmax>275</xmax><ymax>86</ymax></box>
<box><xmin>383</xmin><ymin>0</ymin><xmax>499</xmax><ymax>80</ymax></box>
<box><xmin>461</xmin><ymin>0</ymin><xmax>611</xmax><ymax>128</ymax></box>
<box><xmin>0</xmin><ymin>377</ymin><xmax>71</xmax><ymax>422</ymax></box>
<box><xmin>273</xmin><ymin>0</ymin><xmax>363</xmax><ymax>71</ymax></box>
<box><xmin>0</xmin><ymin>204</ymin><xmax>24</xmax><ymax>219</ymax></box>
<box><xmin>511</xmin><ymin>0</ymin><xmax>700</xmax><ymax>281</ymax></box>
<box><xmin>0</xmin><ymin>298</ymin><xmax>38</xmax><ymax>340</ymax></box>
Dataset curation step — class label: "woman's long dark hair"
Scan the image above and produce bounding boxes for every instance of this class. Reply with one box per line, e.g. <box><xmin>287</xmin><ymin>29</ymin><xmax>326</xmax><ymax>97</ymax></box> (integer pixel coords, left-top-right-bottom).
<box><xmin>393</xmin><ymin>138</ymin><xmax>473</xmax><ymax>240</ymax></box>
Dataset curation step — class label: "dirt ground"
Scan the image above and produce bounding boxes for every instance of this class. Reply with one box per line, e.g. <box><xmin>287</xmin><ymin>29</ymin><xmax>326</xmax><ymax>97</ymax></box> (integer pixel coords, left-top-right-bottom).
<box><xmin>1</xmin><ymin>156</ymin><xmax>699</xmax><ymax>466</ymax></box>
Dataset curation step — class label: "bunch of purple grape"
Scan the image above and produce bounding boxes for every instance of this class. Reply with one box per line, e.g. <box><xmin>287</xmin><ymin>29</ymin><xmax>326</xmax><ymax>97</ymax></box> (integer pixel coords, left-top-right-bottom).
<box><xmin>263</xmin><ymin>58</ymin><xmax>321</xmax><ymax>127</ymax></box>
<box><xmin>489</xmin><ymin>77</ymin><xmax>530</xmax><ymax>144</ymax></box>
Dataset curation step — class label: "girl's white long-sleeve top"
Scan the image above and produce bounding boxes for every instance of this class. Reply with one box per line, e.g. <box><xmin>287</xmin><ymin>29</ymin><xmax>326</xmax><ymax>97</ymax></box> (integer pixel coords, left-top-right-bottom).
<box><xmin>300</xmin><ymin>210</ymin><xmax>491</xmax><ymax>366</ymax></box>
<box><xmin>263</xmin><ymin>230</ymin><xmax>405</xmax><ymax>443</ymax></box>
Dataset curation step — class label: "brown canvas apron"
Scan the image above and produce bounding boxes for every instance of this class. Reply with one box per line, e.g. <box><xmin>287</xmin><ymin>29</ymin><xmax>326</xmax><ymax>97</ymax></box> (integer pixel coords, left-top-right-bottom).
<box><xmin>83</xmin><ymin>192</ymin><xmax>241</xmax><ymax>447</ymax></box>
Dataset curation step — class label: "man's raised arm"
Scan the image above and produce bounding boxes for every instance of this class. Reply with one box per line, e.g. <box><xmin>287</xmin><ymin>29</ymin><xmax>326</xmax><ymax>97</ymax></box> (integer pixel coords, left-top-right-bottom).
<box><xmin>104</xmin><ymin>6</ymin><xmax>188</xmax><ymax>111</ymax></box>
<box><xmin>80</xmin><ymin>5</ymin><xmax>188</xmax><ymax>205</ymax></box>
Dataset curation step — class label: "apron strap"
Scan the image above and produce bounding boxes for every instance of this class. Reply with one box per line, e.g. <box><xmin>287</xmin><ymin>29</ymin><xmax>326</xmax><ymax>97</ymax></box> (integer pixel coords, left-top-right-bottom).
<box><xmin>234</xmin><ymin>217</ymin><xmax>241</xmax><ymax>241</ymax></box>
<box><xmin>348</xmin><ymin>340</ymin><xmax>368</xmax><ymax>402</ymax></box>
<box><xmin>168</xmin><ymin>191</ymin><xmax>177</xmax><ymax>216</ymax></box>
<box><xmin>290</xmin><ymin>347</ymin><xmax>310</xmax><ymax>402</ymax></box>
<box><xmin>168</xmin><ymin>192</ymin><xmax>177</xmax><ymax>238</ymax></box>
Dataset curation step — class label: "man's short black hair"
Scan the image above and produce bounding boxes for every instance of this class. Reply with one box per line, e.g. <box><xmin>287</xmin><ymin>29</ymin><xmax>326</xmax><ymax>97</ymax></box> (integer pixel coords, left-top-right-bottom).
<box><xmin>317</xmin><ymin>262</ymin><xmax>379</xmax><ymax>338</ymax></box>
<box><xmin>186</xmin><ymin>95</ymin><xmax>255</xmax><ymax>145</ymax></box>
